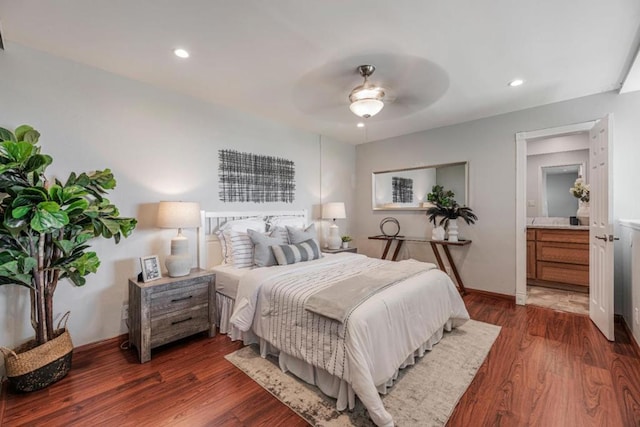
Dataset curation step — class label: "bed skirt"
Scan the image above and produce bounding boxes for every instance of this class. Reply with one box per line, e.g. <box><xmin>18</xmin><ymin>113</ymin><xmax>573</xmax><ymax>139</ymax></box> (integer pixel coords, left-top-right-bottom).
<box><xmin>217</xmin><ymin>291</ymin><xmax>453</xmax><ymax>413</ymax></box>
<box><xmin>277</xmin><ymin>319</ymin><xmax>453</xmax><ymax>413</ymax></box>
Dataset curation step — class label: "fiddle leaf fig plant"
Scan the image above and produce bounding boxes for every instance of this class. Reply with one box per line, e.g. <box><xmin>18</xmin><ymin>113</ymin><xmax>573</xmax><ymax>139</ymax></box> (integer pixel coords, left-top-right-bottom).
<box><xmin>0</xmin><ymin>125</ymin><xmax>137</xmax><ymax>346</ymax></box>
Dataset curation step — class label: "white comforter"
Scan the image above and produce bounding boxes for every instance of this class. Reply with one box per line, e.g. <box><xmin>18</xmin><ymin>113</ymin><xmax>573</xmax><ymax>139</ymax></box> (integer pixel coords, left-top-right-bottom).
<box><xmin>230</xmin><ymin>253</ymin><xmax>470</xmax><ymax>427</ymax></box>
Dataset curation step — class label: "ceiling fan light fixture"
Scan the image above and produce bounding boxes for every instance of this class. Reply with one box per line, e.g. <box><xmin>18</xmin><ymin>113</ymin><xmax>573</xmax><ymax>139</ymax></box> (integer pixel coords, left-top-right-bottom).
<box><xmin>350</xmin><ymin>98</ymin><xmax>384</xmax><ymax>118</ymax></box>
<box><xmin>348</xmin><ymin>65</ymin><xmax>385</xmax><ymax>118</ymax></box>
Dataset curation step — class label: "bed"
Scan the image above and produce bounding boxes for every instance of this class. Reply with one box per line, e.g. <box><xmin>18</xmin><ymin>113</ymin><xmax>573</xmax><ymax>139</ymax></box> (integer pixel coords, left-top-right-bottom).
<box><xmin>197</xmin><ymin>210</ymin><xmax>470</xmax><ymax>427</ymax></box>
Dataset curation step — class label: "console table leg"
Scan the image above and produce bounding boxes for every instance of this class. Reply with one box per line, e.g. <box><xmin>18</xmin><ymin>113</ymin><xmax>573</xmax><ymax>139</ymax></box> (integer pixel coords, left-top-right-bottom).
<box><xmin>430</xmin><ymin>242</ymin><xmax>446</xmax><ymax>271</ymax></box>
<box><xmin>391</xmin><ymin>240</ymin><xmax>404</xmax><ymax>261</ymax></box>
<box><xmin>443</xmin><ymin>245</ymin><xmax>467</xmax><ymax>295</ymax></box>
<box><xmin>381</xmin><ymin>240</ymin><xmax>393</xmax><ymax>260</ymax></box>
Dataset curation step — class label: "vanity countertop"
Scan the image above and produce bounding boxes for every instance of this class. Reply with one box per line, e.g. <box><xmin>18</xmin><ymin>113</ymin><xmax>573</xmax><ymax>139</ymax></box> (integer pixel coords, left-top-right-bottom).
<box><xmin>527</xmin><ymin>224</ymin><xmax>589</xmax><ymax>230</ymax></box>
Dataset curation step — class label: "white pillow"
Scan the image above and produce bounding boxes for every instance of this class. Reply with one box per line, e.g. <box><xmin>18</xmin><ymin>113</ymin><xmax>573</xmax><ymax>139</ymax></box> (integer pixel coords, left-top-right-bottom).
<box><xmin>219</xmin><ymin>217</ymin><xmax>266</xmax><ymax>264</ymax></box>
<box><xmin>267</xmin><ymin>215</ymin><xmax>307</xmax><ymax>231</ymax></box>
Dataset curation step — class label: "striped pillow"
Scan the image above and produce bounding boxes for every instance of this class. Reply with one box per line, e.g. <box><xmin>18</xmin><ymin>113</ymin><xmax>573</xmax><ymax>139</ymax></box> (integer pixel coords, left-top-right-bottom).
<box><xmin>229</xmin><ymin>230</ymin><xmax>255</xmax><ymax>268</ymax></box>
<box><xmin>271</xmin><ymin>238</ymin><xmax>321</xmax><ymax>266</ymax></box>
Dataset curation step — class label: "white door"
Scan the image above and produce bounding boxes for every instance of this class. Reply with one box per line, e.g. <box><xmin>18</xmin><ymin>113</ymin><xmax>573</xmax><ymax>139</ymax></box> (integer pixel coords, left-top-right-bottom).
<box><xmin>590</xmin><ymin>114</ymin><xmax>614</xmax><ymax>341</ymax></box>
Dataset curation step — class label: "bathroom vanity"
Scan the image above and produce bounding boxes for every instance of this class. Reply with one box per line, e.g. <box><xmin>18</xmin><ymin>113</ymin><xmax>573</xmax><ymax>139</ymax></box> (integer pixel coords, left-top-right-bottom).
<box><xmin>527</xmin><ymin>225</ymin><xmax>589</xmax><ymax>287</ymax></box>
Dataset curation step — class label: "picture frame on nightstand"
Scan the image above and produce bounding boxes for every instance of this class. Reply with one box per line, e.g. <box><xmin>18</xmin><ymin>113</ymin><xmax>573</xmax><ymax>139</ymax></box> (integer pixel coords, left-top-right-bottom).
<box><xmin>140</xmin><ymin>255</ymin><xmax>162</xmax><ymax>282</ymax></box>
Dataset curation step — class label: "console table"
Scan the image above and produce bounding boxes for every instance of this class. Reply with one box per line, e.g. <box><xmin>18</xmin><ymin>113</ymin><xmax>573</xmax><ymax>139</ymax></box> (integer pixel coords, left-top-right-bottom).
<box><xmin>368</xmin><ymin>235</ymin><xmax>471</xmax><ymax>294</ymax></box>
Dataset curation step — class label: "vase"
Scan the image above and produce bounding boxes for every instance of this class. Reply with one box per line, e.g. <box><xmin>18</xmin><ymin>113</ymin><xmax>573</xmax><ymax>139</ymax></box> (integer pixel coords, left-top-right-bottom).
<box><xmin>447</xmin><ymin>219</ymin><xmax>459</xmax><ymax>242</ymax></box>
<box><xmin>577</xmin><ymin>201</ymin><xmax>590</xmax><ymax>226</ymax></box>
<box><xmin>431</xmin><ymin>225</ymin><xmax>445</xmax><ymax>241</ymax></box>
<box><xmin>342</xmin><ymin>241</ymin><xmax>349</xmax><ymax>249</ymax></box>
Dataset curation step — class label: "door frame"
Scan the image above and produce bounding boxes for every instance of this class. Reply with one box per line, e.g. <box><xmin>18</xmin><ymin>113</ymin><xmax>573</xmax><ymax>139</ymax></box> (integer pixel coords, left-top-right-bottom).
<box><xmin>515</xmin><ymin>121</ymin><xmax>596</xmax><ymax>305</ymax></box>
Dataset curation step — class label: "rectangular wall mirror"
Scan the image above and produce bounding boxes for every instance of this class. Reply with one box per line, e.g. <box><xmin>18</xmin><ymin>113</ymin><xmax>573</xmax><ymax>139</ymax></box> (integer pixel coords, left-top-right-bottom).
<box><xmin>372</xmin><ymin>161</ymin><xmax>468</xmax><ymax>210</ymax></box>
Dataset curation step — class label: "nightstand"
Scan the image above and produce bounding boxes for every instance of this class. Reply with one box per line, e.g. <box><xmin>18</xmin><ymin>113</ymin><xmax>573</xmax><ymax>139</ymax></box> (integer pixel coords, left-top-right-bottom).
<box><xmin>322</xmin><ymin>246</ymin><xmax>358</xmax><ymax>254</ymax></box>
<box><xmin>128</xmin><ymin>268</ymin><xmax>215</xmax><ymax>363</ymax></box>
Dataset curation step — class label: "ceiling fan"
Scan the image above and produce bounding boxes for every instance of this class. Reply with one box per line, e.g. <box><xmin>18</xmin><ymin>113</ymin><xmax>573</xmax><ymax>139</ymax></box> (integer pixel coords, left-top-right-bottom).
<box><xmin>292</xmin><ymin>54</ymin><xmax>449</xmax><ymax>123</ymax></box>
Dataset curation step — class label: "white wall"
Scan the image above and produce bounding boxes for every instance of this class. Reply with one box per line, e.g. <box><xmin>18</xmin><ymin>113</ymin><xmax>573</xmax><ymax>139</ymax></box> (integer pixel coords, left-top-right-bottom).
<box><xmin>0</xmin><ymin>43</ymin><xmax>355</xmax><ymax>356</ymax></box>
<box><xmin>355</xmin><ymin>90</ymin><xmax>640</xmax><ymax>301</ymax></box>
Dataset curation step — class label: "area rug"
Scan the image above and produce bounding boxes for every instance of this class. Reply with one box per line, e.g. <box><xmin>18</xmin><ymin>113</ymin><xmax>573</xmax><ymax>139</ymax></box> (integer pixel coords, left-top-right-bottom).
<box><xmin>225</xmin><ymin>319</ymin><xmax>501</xmax><ymax>426</ymax></box>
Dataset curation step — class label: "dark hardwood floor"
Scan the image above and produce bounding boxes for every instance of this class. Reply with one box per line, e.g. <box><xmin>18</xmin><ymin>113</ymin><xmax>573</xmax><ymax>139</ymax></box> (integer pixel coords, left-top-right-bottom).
<box><xmin>2</xmin><ymin>293</ymin><xmax>640</xmax><ymax>426</ymax></box>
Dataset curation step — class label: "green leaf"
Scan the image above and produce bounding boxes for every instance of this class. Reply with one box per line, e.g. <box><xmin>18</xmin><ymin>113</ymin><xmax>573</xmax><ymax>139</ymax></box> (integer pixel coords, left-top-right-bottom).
<box><xmin>65</xmin><ymin>271</ymin><xmax>86</xmax><ymax>287</ymax></box>
<box><xmin>24</xmin><ymin>154</ymin><xmax>52</xmax><ymax>173</ymax></box>
<box><xmin>63</xmin><ymin>199</ymin><xmax>89</xmax><ymax>217</ymax></box>
<box><xmin>14</xmin><ymin>125</ymin><xmax>34</xmax><ymax>141</ymax></box>
<box><xmin>0</xmin><ymin>127</ymin><xmax>16</xmax><ymax>142</ymax></box>
<box><xmin>11</xmin><ymin>205</ymin><xmax>31</xmax><ymax>219</ymax></box>
<box><xmin>22</xmin><ymin>130</ymin><xmax>40</xmax><ymax>144</ymax></box>
<box><xmin>31</xmin><ymin>209</ymin><xmax>69</xmax><ymax>232</ymax></box>
<box><xmin>37</xmin><ymin>201</ymin><xmax>61</xmax><ymax>213</ymax></box>
<box><xmin>3</xmin><ymin>141</ymin><xmax>35</xmax><ymax>163</ymax></box>
<box><xmin>69</xmin><ymin>251</ymin><xmax>100</xmax><ymax>277</ymax></box>
<box><xmin>54</xmin><ymin>240</ymin><xmax>75</xmax><ymax>256</ymax></box>
<box><xmin>19</xmin><ymin>256</ymin><xmax>37</xmax><ymax>273</ymax></box>
<box><xmin>13</xmin><ymin>187</ymin><xmax>48</xmax><ymax>206</ymax></box>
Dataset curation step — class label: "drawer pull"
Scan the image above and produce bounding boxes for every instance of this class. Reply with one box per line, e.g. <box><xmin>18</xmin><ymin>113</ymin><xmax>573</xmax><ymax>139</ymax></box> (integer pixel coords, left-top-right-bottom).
<box><xmin>171</xmin><ymin>317</ymin><xmax>193</xmax><ymax>325</ymax></box>
<box><xmin>171</xmin><ymin>295</ymin><xmax>193</xmax><ymax>303</ymax></box>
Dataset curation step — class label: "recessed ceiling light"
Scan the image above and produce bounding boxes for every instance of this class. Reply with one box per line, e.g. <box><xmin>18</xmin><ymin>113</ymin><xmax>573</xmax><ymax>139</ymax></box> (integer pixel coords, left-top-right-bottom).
<box><xmin>357</xmin><ymin>122</ymin><xmax>365</xmax><ymax>128</ymax></box>
<box><xmin>174</xmin><ymin>48</ymin><xmax>190</xmax><ymax>59</ymax></box>
<box><xmin>508</xmin><ymin>79</ymin><xmax>524</xmax><ymax>87</ymax></box>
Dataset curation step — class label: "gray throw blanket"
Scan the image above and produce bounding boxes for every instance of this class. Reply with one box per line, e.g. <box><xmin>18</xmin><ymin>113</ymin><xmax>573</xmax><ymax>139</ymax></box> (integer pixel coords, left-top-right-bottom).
<box><xmin>304</xmin><ymin>260</ymin><xmax>435</xmax><ymax>323</ymax></box>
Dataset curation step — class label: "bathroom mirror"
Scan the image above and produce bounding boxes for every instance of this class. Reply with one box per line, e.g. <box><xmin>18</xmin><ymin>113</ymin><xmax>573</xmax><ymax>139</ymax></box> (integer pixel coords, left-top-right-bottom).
<box><xmin>372</xmin><ymin>161</ymin><xmax>468</xmax><ymax>210</ymax></box>
<box><xmin>540</xmin><ymin>164</ymin><xmax>583</xmax><ymax>217</ymax></box>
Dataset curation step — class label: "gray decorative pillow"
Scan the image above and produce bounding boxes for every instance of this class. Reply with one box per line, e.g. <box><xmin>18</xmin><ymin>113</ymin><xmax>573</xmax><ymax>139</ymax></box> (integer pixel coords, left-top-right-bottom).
<box><xmin>248</xmin><ymin>228</ymin><xmax>287</xmax><ymax>267</ymax></box>
<box><xmin>271</xmin><ymin>238</ymin><xmax>321</xmax><ymax>266</ymax></box>
<box><xmin>286</xmin><ymin>223</ymin><xmax>317</xmax><ymax>244</ymax></box>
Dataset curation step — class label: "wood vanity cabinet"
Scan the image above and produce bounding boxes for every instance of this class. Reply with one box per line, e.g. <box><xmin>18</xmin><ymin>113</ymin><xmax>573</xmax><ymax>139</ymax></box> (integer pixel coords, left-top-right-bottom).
<box><xmin>527</xmin><ymin>229</ymin><xmax>536</xmax><ymax>280</ymax></box>
<box><xmin>527</xmin><ymin>228</ymin><xmax>589</xmax><ymax>287</ymax></box>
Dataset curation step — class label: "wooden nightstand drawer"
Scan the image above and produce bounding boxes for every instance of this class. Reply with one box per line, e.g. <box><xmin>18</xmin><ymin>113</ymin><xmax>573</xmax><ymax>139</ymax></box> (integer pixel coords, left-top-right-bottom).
<box><xmin>150</xmin><ymin>281</ymin><xmax>209</xmax><ymax>317</ymax></box>
<box><xmin>150</xmin><ymin>305</ymin><xmax>210</xmax><ymax>347</ymax></box>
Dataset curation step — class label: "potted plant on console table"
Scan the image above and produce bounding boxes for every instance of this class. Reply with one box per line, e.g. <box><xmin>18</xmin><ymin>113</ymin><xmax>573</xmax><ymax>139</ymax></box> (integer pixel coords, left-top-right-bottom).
<box><xmin>0</xmin><ymin>124</ymin><xmax>137</xmax><ymax>392</ymax></box>
<box><xmin>426</xmin><ymin>201</ymin><xmax>478</xmax><ymax>242</ymax></box>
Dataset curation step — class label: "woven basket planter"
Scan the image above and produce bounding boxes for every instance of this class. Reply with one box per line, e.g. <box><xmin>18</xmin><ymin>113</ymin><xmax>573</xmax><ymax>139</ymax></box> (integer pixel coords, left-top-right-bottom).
<box><xmin>1</xmin><ymin>313</ymin><xmax>73</xmax><ymax>393</ymax></box>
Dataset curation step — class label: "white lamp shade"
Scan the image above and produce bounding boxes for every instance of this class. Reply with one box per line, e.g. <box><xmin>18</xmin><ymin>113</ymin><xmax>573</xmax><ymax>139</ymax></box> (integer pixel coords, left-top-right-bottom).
<box><xmin>157</xmin><ymin>201</ymin><xmax>201</xmax><ymax>229</ymax></box>
<box><xmin>322</xmin><ymin>202</ymin><xmax>346</xmax><ymax>220</ymax></box>
<box><xmin>349</xmin><ymin>99</ymin><xmax>384</xmax><ymax>118</ymax></box>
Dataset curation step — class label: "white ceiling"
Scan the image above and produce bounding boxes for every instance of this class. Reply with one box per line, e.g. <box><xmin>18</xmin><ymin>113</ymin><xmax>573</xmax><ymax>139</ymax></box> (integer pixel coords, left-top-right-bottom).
<box><xmin>1</xmin><ymin>1</ymin><xmax>639</xmax><ymax>144</ymax></box>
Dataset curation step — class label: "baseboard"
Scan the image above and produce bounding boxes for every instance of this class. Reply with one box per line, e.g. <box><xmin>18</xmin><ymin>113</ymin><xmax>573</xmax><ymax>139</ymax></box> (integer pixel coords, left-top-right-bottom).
<box><xmin>74</xmin><ymin>333</ymin><xmax>128</xmax><ymax>353</ymax></box>
<box><xmin>464</xmin><ymin>287</ymin><xmax>516</xmax><ymax>302</ymax></box>
<box><xmin>615</xmin><ymin>314</ymin><xmax>640</xmax><ymax>357</ymax></box>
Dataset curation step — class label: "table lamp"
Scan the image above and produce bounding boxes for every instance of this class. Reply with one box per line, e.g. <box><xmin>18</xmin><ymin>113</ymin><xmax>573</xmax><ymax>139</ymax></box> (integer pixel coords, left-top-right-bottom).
<box><xmin>157</xmin><ymin>201</ymin><xmax>201</xmax><ymax>277</ymax></box>
<box><xmin>322</xmin><ymin>202</ymin><xmax>346</xmax><ymax>250</ymax></box>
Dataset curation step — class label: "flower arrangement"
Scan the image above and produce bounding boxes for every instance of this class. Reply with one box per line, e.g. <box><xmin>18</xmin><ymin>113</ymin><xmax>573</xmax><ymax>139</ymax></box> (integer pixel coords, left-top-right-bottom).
<box><xmin>341</xmin><ymin>235</ymin><xmax>352</xmax><ymax>243</ymax></box>
<box><xmin>570</xmin><ymin>178</ymin><xmax>590</xmax><ymax>203</ymax></box>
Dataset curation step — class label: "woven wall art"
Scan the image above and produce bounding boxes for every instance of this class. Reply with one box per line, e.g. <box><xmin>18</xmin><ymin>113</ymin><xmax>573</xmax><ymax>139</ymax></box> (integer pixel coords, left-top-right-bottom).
<box><xmin>218</xmin><ymin>150</ymin><xmax>296</xmax><ymax>203</ymax></box>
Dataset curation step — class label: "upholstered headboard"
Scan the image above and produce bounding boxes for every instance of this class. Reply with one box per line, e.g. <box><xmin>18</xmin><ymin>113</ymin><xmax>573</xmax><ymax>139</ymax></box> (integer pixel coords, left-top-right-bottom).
<box><xmin>197</xmin><ymin>209</ymin><xmax>308</xmax><ymax>269</ymax></box>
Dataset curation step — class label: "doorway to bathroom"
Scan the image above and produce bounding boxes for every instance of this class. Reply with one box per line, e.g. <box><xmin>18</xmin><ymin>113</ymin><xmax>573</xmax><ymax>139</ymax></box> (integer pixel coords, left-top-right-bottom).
<box><xmin>515</xmin><ymin>116</ymin><xmax>615</xmax><ymax>340</ymax></box>
<box><xmin>525</xmin><ymin>131</ymin><xmax>590</xmax><ymax>315</ymax></box>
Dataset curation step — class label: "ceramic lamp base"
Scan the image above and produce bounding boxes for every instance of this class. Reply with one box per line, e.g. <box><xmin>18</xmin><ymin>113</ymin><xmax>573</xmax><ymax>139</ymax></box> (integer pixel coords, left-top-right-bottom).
<box><xmin>166</xmin><ymin>235</ymin><xmax>191</xmax><ymax>277</ymax></box>
<box><xmin>327</xmin><ymin>223</ymin><xmax>341</xmax><ymax>250</ymax></box>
